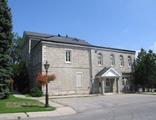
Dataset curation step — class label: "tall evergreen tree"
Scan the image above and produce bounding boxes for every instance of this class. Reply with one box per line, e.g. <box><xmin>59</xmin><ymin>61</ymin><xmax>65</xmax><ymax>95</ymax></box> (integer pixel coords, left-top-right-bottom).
<box><xmin>133</xmin><ymin>48</ymin><xmax>147</xmax><ymax>90</ymax></box>
<box><xmin>133</xmin><ymin>48</ymin><xmax>156</xmax><ymax>92</ymax></box>
<box><xmin>0</xmin><ymin>0</ymin><xmax>13</xmax><ymax>98</ymax></box>
<box><xmin>145</xmin><ymin>50</ymin><xmax>156</xmax><ymax>90</ymax></box>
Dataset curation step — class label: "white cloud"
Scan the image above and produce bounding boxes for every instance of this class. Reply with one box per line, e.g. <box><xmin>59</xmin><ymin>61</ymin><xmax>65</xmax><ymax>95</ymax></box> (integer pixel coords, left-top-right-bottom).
<box><xmin>135</xmin><ymin>41</ymin><xmax>156</xmax><ymax>58</ymax></box>
<box><xmin>149</xmin><ymin>41</ymin><xmax>156</xmax><ymax>53</ymax></box>
<box><xmin>135</xmin><ymin>50</ymin><xmax>140</xmax><ymax>58</ymax></box>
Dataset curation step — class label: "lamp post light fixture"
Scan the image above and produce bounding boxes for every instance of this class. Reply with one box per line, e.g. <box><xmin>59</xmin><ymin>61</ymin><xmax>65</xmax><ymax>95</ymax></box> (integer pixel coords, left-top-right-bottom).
<box><xmin>44</xmin><ymin>60</ymin><xmax>50</xmax><ymax>107</ymax></box>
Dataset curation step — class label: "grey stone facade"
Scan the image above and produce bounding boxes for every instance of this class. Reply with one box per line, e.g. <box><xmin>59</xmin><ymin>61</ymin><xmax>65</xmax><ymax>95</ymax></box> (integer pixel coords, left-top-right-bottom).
<box><xmin>22</xmin><ymin>31</ymin><xmax>135</xmax><ymax>95</ymax></box>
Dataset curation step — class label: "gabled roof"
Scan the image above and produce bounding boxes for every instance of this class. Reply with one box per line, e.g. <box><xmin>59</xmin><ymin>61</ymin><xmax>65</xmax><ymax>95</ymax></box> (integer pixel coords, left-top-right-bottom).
<box><xmin>23</xmin><ymin>31</ymin><xmax>136</xmax><ymax>53</ymax></box>
<box><xmin>96</xmin><ymin>67</ymin><xmax>111</xmax><ymax>77</ymax></box>
<box><xmin>96</xmin><ymin>67</ymin><xmax>121</xmax><ymax>78</ymax></box>
<box><xmin>23</xmin><ymin>31</ymin><xmax>91</xmax><ymax>46</ymax></box>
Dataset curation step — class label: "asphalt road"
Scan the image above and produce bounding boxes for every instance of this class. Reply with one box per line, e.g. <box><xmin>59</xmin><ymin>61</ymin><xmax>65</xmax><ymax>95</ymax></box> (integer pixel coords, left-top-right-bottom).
<box><xmin>24</xmin><ymin>94</ymin><xmax>156</xmax><ymax>120</ymax></box>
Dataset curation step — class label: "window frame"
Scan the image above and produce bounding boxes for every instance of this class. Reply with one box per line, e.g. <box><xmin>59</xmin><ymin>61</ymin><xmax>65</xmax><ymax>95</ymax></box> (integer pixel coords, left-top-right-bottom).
<box><xmin>106</xmin><ymin>79</ymin><xmax>111</xmax><ymax>86</ymax></box>
<box><xmin>98</xmin><ymin>53</ymin><xmax>103</xmax><ymax>66</ymax></box>
<box><xmin>65</xmin><ymin>49</ymin><xmax>72</xmax><ymax>63</ymax></box>
<box><xmin>119</xmin><ymin>55</ymin><xmax>124</xmax><ymax>67</ymax></box>
<box><xmin>128</xmin><ymin>56</ymin><xmax>132</xmax><ymax>67</ymax></box>
<box><xmin>110</xmin><ymin>54</ymin><xmax>115</xmax><ymax>66</ymax></box>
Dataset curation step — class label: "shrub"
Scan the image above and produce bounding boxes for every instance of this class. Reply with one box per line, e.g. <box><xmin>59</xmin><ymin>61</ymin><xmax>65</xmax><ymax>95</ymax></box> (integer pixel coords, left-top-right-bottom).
<box><xmin>30</xmin><ymin>87</ymin><xmax>43</xmax><ymax>97</ymax></box>
<box><xmin>11</xmin><ymin>62</ymin><xmax>30</xmax><ymax>94</ymax></box>
<box><xmin>0</xmin><ymin>84</ymin><xmax>10</xmax><ymax>99</ymax></box>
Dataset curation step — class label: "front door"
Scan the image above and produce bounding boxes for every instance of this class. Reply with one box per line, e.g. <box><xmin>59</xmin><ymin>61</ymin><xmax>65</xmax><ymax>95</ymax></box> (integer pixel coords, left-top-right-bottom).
<box><xmin>105</xmin><ymin>78</ymin><xmax>113</xmax><ymax>92</ymax></box>
<box><xmin>76</xmin><ymin>72</ymin><xmax>83</xmax><ymax>93</ymax></box>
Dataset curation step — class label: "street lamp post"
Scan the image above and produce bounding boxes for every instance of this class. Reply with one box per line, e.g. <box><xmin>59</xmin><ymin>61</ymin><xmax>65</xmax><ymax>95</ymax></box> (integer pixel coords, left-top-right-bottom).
<box><xmin>44</xmin><ymin>60</ymin><xmax>50</xmax><ymax>107</ymax></box>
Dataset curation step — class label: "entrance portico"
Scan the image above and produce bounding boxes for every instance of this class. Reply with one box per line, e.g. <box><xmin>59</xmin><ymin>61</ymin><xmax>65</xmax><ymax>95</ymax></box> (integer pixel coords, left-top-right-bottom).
<box><xmin>96</xmin><ymin>67</ymin><xmax>121</xmax><ymax>95</ymax></box>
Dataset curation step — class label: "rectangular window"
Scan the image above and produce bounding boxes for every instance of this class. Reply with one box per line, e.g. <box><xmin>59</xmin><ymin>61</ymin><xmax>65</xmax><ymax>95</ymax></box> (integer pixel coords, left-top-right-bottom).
<box><xmin>106</xmin><ymin>79</ymin><xmax>110</xmax><ymax>86</ymax></box>
<box><xmin>65</xmin><ymin>50</ymin><xmax>71</xmax><ymax>63</ymax></box>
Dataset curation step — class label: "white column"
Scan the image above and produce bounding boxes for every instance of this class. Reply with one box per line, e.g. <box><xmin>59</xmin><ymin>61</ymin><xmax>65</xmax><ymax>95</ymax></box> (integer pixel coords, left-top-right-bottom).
<box><xmin>113</xmin><ymin>78</ymin><xmax>116</xmax><ymax>93</ymax></box>
<box><xmin>117</xmin><ymin>78</ymin><xmax>120</xmax><ymax>94</ymax></box>
<box><xmin>102</xmin><ymin>78</ymin><xmax>105</xmax><ymax>95</ymax></box>
<box><xmin>115</xmin><ymin>78</ymin><xmax>118</xmax><ymax>93</ymax></box>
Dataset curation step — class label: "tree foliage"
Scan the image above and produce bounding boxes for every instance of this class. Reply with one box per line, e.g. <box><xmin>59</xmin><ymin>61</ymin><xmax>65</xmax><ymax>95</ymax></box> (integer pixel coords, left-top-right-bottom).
<box><xmin>30</xmin><ymin>87</ymin><xmax>43</xmax><ymax>97</ymax></box>
<box><xmin>0</xmin><ymin>0</ymin><xmax>13</xmax><ymax>98</ymax></box>
<box><xmin>10</xmin><ymin>33</ymin><xmax>30</xmax><ymax>93</ymax></box>
<box><xmin>11</xmin><ymin>33</ymin><xmax>23</xmax><ymax>64</ymax></box>
<box><xmin>133</xmin><ymin>48</ymin><xmax>156</xmax><ymax>91</ymax></box>
<box><xmin>11</xmin><ymin>62</ymin><xmax>29</xmax><ymax>93</ymax></box>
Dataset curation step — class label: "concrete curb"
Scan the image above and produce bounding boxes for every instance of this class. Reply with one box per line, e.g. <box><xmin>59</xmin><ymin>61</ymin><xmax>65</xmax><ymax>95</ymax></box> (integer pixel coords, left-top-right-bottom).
<box><xmin>0</xmin><ymin>107</ymin><xmax>76</xmax><ymax>120</ymax></box>
<box><xmin>13</xmin><ymin>94</ymin><xmax>101</xmax><ymax>100</ymax></box>
<box><xmin>0</xmin><ymin>113</ymin><xmax>27</xmax><ymax>120</ymax></box>
<box><xmin>49</xmin><ymin>94</ymin><xmax>100</xmax><ymax>99</ymax></box>
<box><xmin>27</xmin><ymin>107</ymin><xmax>76</xmax><ymax>118</ymax></box>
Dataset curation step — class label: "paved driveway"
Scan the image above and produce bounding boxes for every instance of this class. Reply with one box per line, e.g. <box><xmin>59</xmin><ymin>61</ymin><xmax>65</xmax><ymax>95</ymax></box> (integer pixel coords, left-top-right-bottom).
<box><xmin>31</xmin><ymin>94</ymin><xmax>156</xmax><ymax>120</ymax></box>
<box><xmin>51</xmin><ymin>94</ymin><xmax>156</xmax><ymax>113</ymax></box>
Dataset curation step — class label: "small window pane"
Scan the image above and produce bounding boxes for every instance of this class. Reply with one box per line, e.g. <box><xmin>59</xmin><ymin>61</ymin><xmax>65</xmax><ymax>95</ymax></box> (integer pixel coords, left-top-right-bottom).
<box><xmin>128</xmin><ymin>56</ymin><xmax>132</xmax><ymax>67</ymax></box>
<box><xmin>110</xmin><ymin>54</ymin><xmax>115</xmax><ymax>66</ymax></box>
<box><xmin>65</xmin><ymin>50</ymin><xmax>71</xmax><ymax>62</ymax></box>
<box><xmin>98</xmin><ymin>53</ymin><xmax>103</xmax><ymax>65</ymax></box>
<box><xmin>106</xmin><ymin>79</ymin><xmax>110</xmax><ymax>86</ymax></box>
<box><xmin>120</xmin><ymin>55</ymin><xmax>124</xmax><ymax>67</ymax></box>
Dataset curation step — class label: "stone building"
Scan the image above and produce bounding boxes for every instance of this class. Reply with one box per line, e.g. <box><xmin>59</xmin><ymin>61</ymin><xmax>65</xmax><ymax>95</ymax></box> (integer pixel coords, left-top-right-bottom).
<box><xmin>22</xmin><ymin>31</ymin><xmax>135</xmax><ymax>95</ymax></box>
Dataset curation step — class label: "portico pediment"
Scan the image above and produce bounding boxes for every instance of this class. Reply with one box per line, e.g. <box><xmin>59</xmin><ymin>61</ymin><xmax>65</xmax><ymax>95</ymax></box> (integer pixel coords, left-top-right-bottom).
<box><xmin>96</xmin><ymin>67</ymin><xmax>121</xmax><ymax>78</ymax></box>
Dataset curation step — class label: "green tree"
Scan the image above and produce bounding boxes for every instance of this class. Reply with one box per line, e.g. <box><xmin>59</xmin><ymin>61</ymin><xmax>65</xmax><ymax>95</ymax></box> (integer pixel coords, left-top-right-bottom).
<box><xmin>133</xmin><ymin>48</ymin><xmax>156</xmax><ymax>92</ymax></box>
<box><xmin>144</xmin><ymin>50</ymin><xmax>156</xmax><ymax>90</ymax></box>
<box><xmin>12</xmin><ymin>62</ymin><xmax>29</xmax><ymax>93</ymax></box>
<box><xmin>133</xmin><ymin>48</ymin><xmax>147</xmax><ymax>91</ymax></box>
<box><xmin>10</xmin><ymin>34</ymin><xmax>30</xmax><ymax>93</ymax></box>
<box><xmin>0</xmin><ymin>0</ymin><xmax>13</xmax><ymax>98</ymax></box>
<box><xmin>11</xmin><ymin>33</ymin><xmax>23</xmax><ymax>64</ymax></box>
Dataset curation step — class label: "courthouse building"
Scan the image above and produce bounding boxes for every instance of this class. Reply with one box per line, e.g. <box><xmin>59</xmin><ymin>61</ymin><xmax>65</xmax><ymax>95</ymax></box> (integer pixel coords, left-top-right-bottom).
<box><xmin>22</xmin><ymin>31</ymin><xmax>135</xmax><ymax>95</ymax></box>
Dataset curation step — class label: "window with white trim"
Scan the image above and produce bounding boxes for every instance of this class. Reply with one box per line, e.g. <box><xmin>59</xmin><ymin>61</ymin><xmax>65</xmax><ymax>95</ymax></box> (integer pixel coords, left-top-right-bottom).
<box><xmin>110</xmin><ymin>54</ymin><xmax>115</xmax><ymax>66</ymax></box>
<box><xmin>128</xmin><ymin>56</ymin><xmax>132</xmax><ymax>67</ymax></box>
<box><xmin>65</xmin><ymin>50</ymin><xmax>71</xmax><ymax>63</ymax></box>
<box><xmin>98</xmin><ymin>53</ymin><xmax>103</xmax><ymax>65</ymax></box>
<box><xmin>120</xmin><ymin>55</ymin><xmax>124</xmax><ymax>67</ymax></box>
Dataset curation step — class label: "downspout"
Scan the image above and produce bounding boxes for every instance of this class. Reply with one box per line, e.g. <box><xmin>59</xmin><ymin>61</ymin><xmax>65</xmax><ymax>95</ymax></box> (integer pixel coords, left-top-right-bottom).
<box><xmin>89</xmin><ymin>48</ymin><xmax>93</xmax><ymax>94</ymax></box>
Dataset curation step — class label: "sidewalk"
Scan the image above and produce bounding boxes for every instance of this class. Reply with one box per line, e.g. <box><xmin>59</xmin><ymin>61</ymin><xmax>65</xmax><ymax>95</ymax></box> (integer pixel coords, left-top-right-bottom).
<box><xmin>0</xmin><ymin>107</ymin><xmax>76</xmax><ymax>120</ymax></box>
<box><xmin>0</xmin><ymin>94</ymin><xmax>76</xmax><ymax>120</ymax></box>
<box><xmin>14</xmin><ymin>94</ymin><xmax>100</xmax><ymax>99</ymax></box>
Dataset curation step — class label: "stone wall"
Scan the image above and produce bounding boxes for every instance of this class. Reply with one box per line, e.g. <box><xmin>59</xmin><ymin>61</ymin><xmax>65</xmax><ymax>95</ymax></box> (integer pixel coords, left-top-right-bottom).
<box><xmin>91</xmin><ymin>48</ymin><xmax>135</xmax><ymax>93</ymax></box>
<box><xmin>22</xmin><ymin>36</ymin><xmax>135</xmax><ymax>95</ymax></box>
<box><xmin>42</xmin><ymin>43</ymin><xmax>91</xmax><ymax>95</ymax></box>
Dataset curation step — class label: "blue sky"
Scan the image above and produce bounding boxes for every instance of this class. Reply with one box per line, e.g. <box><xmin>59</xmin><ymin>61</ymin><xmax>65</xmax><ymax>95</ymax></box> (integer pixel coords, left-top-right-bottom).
<box><xmin>8</xmin><ymin>0</ymin><xmax>156</xmax><ymax>52</ymax></box>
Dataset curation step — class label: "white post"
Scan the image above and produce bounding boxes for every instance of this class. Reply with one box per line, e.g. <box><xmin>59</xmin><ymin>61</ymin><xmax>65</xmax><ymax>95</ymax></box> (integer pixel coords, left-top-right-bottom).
<box><xmin>117</xmin><ymin>78</ymin><xmax>120</xmax><ymax>94</ymax></box>
<box><xmin>113</xmin><ymin>78</ymin><xmax>116</xmax><ymax>93</ymax></box>
<box><xmin>102</xmin><ymin>78</ymin><xmax>105</xmax><ymax>95</ymax></box>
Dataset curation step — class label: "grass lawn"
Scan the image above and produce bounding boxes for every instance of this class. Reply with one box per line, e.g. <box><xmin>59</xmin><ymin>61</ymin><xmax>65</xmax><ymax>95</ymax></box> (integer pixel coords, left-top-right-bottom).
<box><xmin>0</xmin><ymin>95</ymin><xmax>55</xmax><ymax>113</ymax></box>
